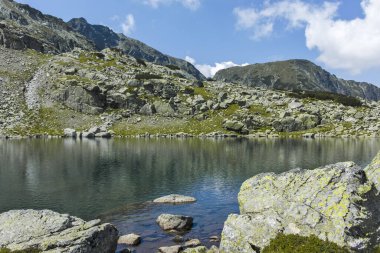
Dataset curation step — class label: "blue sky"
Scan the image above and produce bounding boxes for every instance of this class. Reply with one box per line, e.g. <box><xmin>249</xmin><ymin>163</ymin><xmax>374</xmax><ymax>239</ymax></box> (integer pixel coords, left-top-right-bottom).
<box><xmin>18</xmin><ymin>0</ymin><xmax>380</xmax><ymax>85</ymax></box>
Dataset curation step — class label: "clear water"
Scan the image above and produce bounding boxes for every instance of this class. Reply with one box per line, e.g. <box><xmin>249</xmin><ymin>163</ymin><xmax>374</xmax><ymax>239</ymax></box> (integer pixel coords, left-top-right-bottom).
<box><xmin>0</xmin><ymin>138</ymin><xmax>379</xmax><ymax>252</ymax></box>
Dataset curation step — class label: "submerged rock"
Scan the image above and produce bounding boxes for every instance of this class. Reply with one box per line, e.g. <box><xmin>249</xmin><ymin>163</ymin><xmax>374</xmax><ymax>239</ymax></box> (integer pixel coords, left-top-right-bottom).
<box><xmin>157</xmin><ymin>214</ymin><xmax>193</xmax><ymax>232</ymax></box>
<box><xmin>153</xmin><ymin>194</ymin><xmax>197</xmax><ymax>204</ymax></box>
<box><xmin>220</xmin><ymin>154</ymin><xmax>380</xmax><ymax>252</ymax></box>
<box><xmin>0</xmin><ymin>209</ymin><xmax>118</xmax><ymax>253</ymax></box>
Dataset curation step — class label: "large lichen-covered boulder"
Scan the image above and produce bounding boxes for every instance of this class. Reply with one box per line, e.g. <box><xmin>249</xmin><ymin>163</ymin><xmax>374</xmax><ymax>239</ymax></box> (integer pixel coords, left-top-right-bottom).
<box><xmin>365</xmin><ymin>151</ymin><xmax>380</xmax><ymax>193</ymax></box>
<box><xmin>0</xmin><ymin>209</ymin><xmax>118</xmax><ymax>253</ymax></box>
<box><xmin>220</xmin><ymin>159</ymin><xmax>380</xmax><ymax>252</ymax></box>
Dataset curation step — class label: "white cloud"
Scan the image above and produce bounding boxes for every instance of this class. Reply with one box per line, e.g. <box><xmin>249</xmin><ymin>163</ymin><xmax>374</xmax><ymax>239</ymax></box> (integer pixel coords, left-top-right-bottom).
<box><xmin>144</xmin><ymin>0</ymin><xmax>200</xmax><ymax>10</ymax></box>
<box><xmin>234</xmin><ymin>0</ymin><xmax>380</xmax><ymax>74</ymax></box>
<box><xmin>121</xmin><ymin>14</ymin><xmax>135</xmax><ymax>35</ymax></box>
<box><xmin>185</xmin><ymin>56</ymin><xmax>249</xmax><ymax>78</ymax></box>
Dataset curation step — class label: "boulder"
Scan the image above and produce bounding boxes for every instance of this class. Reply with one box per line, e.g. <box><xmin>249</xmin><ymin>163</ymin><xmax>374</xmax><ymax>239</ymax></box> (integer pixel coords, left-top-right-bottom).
<box><xmin>153</xmin><ymin>194</ymin><xmax>196</xmax><ymax>204</ymax></box>
<box><xmin>288</xmin><ymin>100</ymin><xmax>303</xmax><ymax>109</ymax></box>
<box><xmin>118</xmin><ymin>233</ymin><xmax>141</xmax><ymax>246</ymax></box>
<box><xmin>64</xmin><ymin>128</ymin><xmax>77</xmax><ymax>138</ymax></box>
<box><xmin>158</xmin><ymin>245</ymin><xmax>182</xmax><ymax>253</ymax></box>
<box><xmin>139</xmin><ymin>103</ymin><xmax>156</xmax><ymax>115</ymax></box>
<box><xmin>0</xmin><ymin>209</ymin><xmax>118</xmax><ymax>253</ymax></box>
<box><xmin>365</xmin><ymin>151</ymin><xmax>380</xmax><ymax>193</ymax></box>
<box><xmin>220</xmin><ymin>156</ymin><xmax>380</xmax><ymax>252</ymax></box>
<box><xmin>184</xmin><ymin>239</ymin><xmax>202</xmax><ymax>248</ymax></box>
<box><xmin>182</xmin><ymin>246</ymin><xmax>207</xmax><ymax>253</ymax></box>
<box><xmin>272</xmin><ymin>117</ymin><xmax>303</xmax><ymax>132</ymax></box>
<box><xmin>156</xmin><ymin>214</ymin><xmax>193</xmax><ymax>232</ymax></box>
<box><xmin>223</xmin><ymin>120</ymin><xmax>245</xmax><ymax>133</ymax></box>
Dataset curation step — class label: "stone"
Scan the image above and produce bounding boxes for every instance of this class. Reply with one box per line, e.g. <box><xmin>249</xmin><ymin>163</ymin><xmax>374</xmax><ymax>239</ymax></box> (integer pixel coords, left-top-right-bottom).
<box><xmin>209</xmin><ymin>236</ymin><xmax>220</xmax><ymax>242</ymax></box>
<box><xmin>223</xmin><ymin>120</ymin><xmax>245</xmax><ymax>133</ymax></box>
<box><xmin>82</xmin><ymin>131</ymin><xmax>95</xmax><ymax>138</ymax></box>
<box><xmin>288</xmin><ymin>101</ymin><xmax>303</xmax><ymax>109</ymax></box>
<box><xmin>153</xmin><ymin>194</ymin><xmax>197</xmax><ymax>204</ymax></box>
<box><xmin>272</xmin><ymin>117</ymin><xmax>303</xmax><ymax>132</ymax></box>
<box><xmin>95</xmin><ymin>132</ymin><xmax>112</xmax><ymax>138</ymax></box>
<box><xmin>182</xmin><ymin>246</ymin><xmax>208</xmax><ymax>253</ymax></box>
<box><xmin>118</xmin><ymin>233</ymin><xmax>141</xmax><ymax>246</ymax></box>
<box><xmin>0</xmin><ymin>209</ymin><xmax>118</xmax><ymax>253</ymax></box>
<box><xmin>184</xmin><ymin>239</ymin><xmax>202</xmax><ymax>248</ymax></box>
<box><xmin>158</xmin><ymin>245</ymin><xmax>182</xmax><ymax>253</ymax></box>
<box><xmin>139</xmin><ymin>103</ymin><xmax>156</xmax><ymax>115</ymax></box>
<box><xmin>220</xmin><ymin>157</ymin><xmax>380</xmax><ymax>252</ymax></box>
<box><xmin>64</xmin><ymin>128</ymin><xmax>76</xmax><ymax>138</ymax></box>
<box><xmin>156</xmin><ymin>214</ymin><xmax>193</xmax><ymax>232</ymax></box>
<box><xmin>365</xmin><ymin>151</ymin><xmax>380</xmax><ymax>193</ymax></box>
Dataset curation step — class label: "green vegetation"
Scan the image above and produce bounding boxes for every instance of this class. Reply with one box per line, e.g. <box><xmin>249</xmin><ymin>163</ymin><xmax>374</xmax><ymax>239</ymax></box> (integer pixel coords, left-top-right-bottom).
<box><xmin>165</xmin><ymin>64</ymin><xmax>180</xmax><ymax>71</ymax></box>
<box><xmin>262</xmin><ymin>234</ymin><xmax>349</xmax><ymax>253</ymax></box>
<box><xmin>135</xmin><ymin>73</ymin><xmax>163</xmax><ymax>80</ymax></box>
<box><xmin>0</xmin><ymin>248</ymin><xmax>41</xmax><ymax>253</ymax></box>
<box><xmin>193</xmin><ymin>87</ymin><xmax>213</xmax><ymax>100</ymax></box>
<box><xmin>342</xmin><ymin>122</ymin><xmax>353</xmax><ymax>129</ymax></box>
<box><xmin>249</xmin><ymin>104</ymin><xmax>270</xmax><ymax>117</ymax></box>
<box><xmin>288</xmin><ymin>90</ymin><xmax>362</xmax><ymax>107</ymax></box>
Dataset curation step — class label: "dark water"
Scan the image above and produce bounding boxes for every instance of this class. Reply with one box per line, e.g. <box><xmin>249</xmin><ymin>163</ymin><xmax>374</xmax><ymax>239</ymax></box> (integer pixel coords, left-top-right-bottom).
<box><xmin>0</xmin><ymin>138</ymin><xmax>379</xmax><ymax>252</ymax></box>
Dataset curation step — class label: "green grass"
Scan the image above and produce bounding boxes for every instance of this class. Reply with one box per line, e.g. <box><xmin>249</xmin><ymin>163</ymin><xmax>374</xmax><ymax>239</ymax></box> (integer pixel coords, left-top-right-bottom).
<box><xmin>0</xmin><ymin>248</ymin><xmax>41</xmax><ymax>253</ymax></box>
<box><xmin>262</xmin><ymin>234</ymin><xmax>349</xmax><ymax>253</ymax></box>
<box><xmin>193</xmin><ymin>87</ymin><xmax>214</xmax><ymax>100</ymax></box>
<box><xmin>249</xmin><ymin>104</ymin><xmax>271</xmax><ymax>117</ymax></box>
<box><xmin>112</xmin><ymin>105</ymin><xmax>241</xmax><ymax>136</ymax></box>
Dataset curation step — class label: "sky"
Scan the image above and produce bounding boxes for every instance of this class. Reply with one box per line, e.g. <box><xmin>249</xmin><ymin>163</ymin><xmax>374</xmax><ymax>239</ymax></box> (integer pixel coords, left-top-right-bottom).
<box><xmin>17</xmin><ymin>0</ymin><xmax>380</xmax><ymax>85</ymax></box>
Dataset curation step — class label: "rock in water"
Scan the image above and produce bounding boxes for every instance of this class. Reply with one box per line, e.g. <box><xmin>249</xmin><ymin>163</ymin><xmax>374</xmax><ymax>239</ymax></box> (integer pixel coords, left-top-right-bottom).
<box><xmin>63</xmin><ymin>128</ymin><xmax>77</xmax><ymax>138</ymax></box>
<box><xmin>157</xmin><ymin>214</ymin><xmax>193</xmax><ymax>232</ymax></box>
<box><xmin>153</xmin><ymin>194</ymin><xmax>197</xmax><ymax>204</ymax></box>
<box><xmin>0</xmin><ymin>209</ymin><xmax>118</xmax><ymax>252</ymax></box>
<box><xmin>220</xmin><ymin>157</ymin><xmax>380</xmax><ymax>252</ymax></box>
<box><xmin>118</xmin><ymin>233</ymin><xmax>141</xmax><ymax>246</ymax></box>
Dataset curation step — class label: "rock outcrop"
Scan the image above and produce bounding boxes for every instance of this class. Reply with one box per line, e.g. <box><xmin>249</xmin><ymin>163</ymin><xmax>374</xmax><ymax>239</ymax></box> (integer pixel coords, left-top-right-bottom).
<box><xmin>220</xmin><ymin>153</ymin><xmax>380</xmax><ymax>252</ymax></box>
<box><xmin>0</xmin><ymin>209</ymin><xmax>118</xmax><ymax>253</ymax></box>
<box><xmin>214</xmin><ymin>59</ymin><xmax>380</xmax><ymax>101</ymax></box>
<box><xmin>0</xmin><ymin>0</ymin><xmax>94</xmax><ymax>53</ymax></box>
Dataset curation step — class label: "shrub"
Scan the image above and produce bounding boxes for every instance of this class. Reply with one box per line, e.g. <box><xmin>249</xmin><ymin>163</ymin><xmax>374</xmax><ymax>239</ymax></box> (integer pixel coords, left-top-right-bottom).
<box><xmin>165</xmin><ymin>64</ymin><xmax>180</xmax><ymax>71</ymax></box>
<box><xmin>135</xmin><ymin>73</ymin><xmax>162</xmax><ymax>80</ymax></box>
<box><xmin>288</xmin><ymin>90</ymin><xmax>363</xmax><ymax>107</ymax></box>
<box><xmin>262</xmin><ymin>234</ymin><xmax>349</xmax><ymax>253</ymax></box>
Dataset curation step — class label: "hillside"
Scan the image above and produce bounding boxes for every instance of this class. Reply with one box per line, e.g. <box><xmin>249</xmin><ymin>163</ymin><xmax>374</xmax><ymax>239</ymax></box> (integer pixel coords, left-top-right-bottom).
<box><xmin>214</xmin><ymin>59</ymin><xmax>380</xmax><ymax>101</ymax></box>
<box><xmin>67</xmin><ymin>18</ymin><xmax>205</xmax><ymax>81</ymax></box>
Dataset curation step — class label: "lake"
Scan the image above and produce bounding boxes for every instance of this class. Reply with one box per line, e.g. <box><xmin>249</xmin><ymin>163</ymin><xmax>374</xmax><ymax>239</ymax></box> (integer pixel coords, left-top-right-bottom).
<box><xmin>0</xmin><ymin>137</ymin><xmax>379</xmax><ymax>252</ymax></box>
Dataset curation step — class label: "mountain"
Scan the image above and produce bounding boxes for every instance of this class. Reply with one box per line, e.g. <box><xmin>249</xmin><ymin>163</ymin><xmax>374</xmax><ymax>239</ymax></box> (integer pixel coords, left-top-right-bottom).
<box><xmin>0</xmin><ymin>0</ymin><xmax>94</xmax><ymax>53</ymax></box>
<box><xmin>67</xmin><ymin>18</ymin><xmax>205</xmax><ymax>80</ymax></box>
<box><xmin>214</xmin><ymin>59</ymin><xmax>380</xmax><ymax>101</ymax></box>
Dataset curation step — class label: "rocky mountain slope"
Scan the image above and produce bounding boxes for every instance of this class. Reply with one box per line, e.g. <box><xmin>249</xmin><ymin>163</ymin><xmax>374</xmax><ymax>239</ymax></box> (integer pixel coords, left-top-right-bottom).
<box><xmin>67</xmin><ymin>18</ymin><xmax>205</xmax><ymax>80</ymax></box>
<box><xmin>214</xmin><ymin>59</ymin><xmax>380</xmax><ymax>101</ymax></box>
<box><xmin>0</xmin><ymin>0</ymin><xmax>94</xmax><ymax>53</ymax></box>
<box><xmin>1</xmin><ymin>46</ymin><xmax>380</xmax><ymax>138</ymax></box>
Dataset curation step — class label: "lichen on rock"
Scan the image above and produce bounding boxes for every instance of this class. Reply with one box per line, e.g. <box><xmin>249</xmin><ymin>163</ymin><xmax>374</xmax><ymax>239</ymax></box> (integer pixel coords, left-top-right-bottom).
<box><xmin>220</xmin><ymin>153</ymin><xmax>380</xmax><ymax>253</ymax></box>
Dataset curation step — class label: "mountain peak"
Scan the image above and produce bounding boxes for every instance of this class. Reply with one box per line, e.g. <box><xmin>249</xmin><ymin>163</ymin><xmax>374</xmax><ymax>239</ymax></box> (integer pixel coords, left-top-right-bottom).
<box><xmin>214</xmin><ymin>59</ymin><xmax>380</xmax><ymax>101</ymax></box>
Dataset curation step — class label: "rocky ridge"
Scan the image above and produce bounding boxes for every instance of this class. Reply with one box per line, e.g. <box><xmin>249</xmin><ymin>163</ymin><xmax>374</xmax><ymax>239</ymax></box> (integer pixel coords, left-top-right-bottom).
<box><xmin>0</xmin><ymin>0</ymin><xmax>94</xmax><ymax>53</ymax></box>
<box><xmin>67</xmin><ymin>17</ymin><xmax>205</xmax><ymax>81</ymax></box>
<box><xmin>214</xmin><ymin>60</ymin><xmax>380</xmax><ymax>101</ymax></box>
